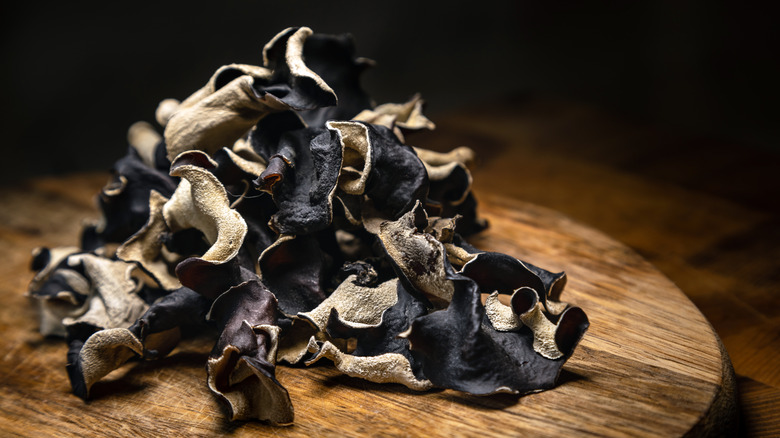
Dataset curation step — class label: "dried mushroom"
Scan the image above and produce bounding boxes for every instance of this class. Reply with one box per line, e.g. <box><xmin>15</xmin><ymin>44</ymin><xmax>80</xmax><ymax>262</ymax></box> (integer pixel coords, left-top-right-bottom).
<box><xmin>26</xmin><ymin>26</ymin><xmax>588</xmax><ymax>425</ymax></box>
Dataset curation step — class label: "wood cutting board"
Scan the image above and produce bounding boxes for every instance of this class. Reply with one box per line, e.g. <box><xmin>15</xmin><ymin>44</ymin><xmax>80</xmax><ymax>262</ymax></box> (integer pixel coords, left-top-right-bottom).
<box><xmin>0</xmin><ymin>175</ymin><xmax>736</xmax><ymax>437</ymax></box>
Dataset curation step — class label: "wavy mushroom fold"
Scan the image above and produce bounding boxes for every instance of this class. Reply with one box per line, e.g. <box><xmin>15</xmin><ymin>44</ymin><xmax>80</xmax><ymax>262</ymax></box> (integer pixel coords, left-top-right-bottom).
<box><xmin>49</xmin><ymin>253</ymin><xmax>151</xmax><ymax>398</ymax></box>
<box><xmin>399</xmin><ymin>268</ymin><xmax>588</xmax><ymax>395</ymax></box>
<box><xmin>257</xmin><ymin>234</ymin><xmax>329</xmax><ymax>318</ymax></box>
<box><xmin>358</xmin><ymin>123</ymin><xmax>429</xmax><ymax>220</ymax></box>
<box><xmin>64</xmin><ymin>286</ymin><xmax>204</xmax><ymax>399</ymax></box>
<box><xmin>353</xmin><ymin>94</ymin><xmax>435</xmax><ymax>142</ymax></box>
<box><xmin>306</xmin><ymin>277</ymin><xmax>432</xmax><ymax>390</ymax></box>
<box><xmin>206</xmin><ymin>280</ymin><xmax>293</xmax><ymax>424</ymax></box>
<box><xmin>378</xmin><ymin>202</ymin><xmax>454</xmax><ymax>307</ymax></box>
<box><xmin>295</xmin><ymin>32</ymin><xmax>374</xmax><ymax>127</ymax></box>
<box><xmin>27</xmin><ymin>247</ymin><xmax>89</xmax><ymax>337</ymax></box>
<box><xmin>60</xmin><ymin>254</ymin><xmax>147</xmax><ymax>332</ymax></box>
<box><xmin>87</xmin><ymin>148</ymin><xmax>177</xmax><ymax>248</ymax></box>
<box><xmin>461</xmin><ymin>252</ymin><xmax>578</xmax><ymax>359</ymax></box>
<box><xmin>164</xmin><ymin>151</ymin><xmax>248</xmax><ymax>264</ymax></box>
<box><xmin>116</xmin><ymin>190</ymin><xmax>181</xmax><ymax>290</ymax></box>
<box><xmin>413</xmin><ymin>146</ymin><xmax>486</xmax><ymax>235</ymax></box>
<box><xmin>164</xmin><ymin>27</ymin><xmax>337</xmax><ymax>161</ymax></box>
<box><xmin>461</xmin><ymin>251</ymin><xmax>570</xmax><ymax>316</ymax></box>
<box><xmin>277</xmin><ymin>274</ymin><xmax>399</xmax><ymax>364</ymax></box>
<box><xmin>253</xmin><ymin>126</ymin><xmax>343</xmax><ymax>235</ymax></box>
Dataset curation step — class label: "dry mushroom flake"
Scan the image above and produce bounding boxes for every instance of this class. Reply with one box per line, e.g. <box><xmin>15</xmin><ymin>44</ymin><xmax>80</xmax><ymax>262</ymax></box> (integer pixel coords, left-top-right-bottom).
<box><xmin>26</xmin><ymin>26</ymin><xmax>589</xmax><ymax>425</ymax></box>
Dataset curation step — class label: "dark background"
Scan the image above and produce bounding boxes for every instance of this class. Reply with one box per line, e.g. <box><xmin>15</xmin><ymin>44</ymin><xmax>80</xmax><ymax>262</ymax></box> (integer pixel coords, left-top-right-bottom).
<box><xmin>2</xmin><ymin>1</ymin><xmax>777</xmax><ymax>183</ymax></box>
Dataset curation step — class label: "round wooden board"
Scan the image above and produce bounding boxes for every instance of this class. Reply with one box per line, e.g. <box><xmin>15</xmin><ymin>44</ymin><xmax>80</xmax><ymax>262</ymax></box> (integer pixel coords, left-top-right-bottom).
<box><xmin>0</xmin><ymin>178</ymin><xmax>736</xmax><ymax>437</ymax></box>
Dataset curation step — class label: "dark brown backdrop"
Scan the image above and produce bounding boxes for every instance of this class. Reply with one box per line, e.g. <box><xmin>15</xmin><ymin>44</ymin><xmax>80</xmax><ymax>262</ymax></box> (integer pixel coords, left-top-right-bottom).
<box><xmin>2</xmin><ymin>1</ymin><xmax>778</xmax><ymax>182</ymax></box>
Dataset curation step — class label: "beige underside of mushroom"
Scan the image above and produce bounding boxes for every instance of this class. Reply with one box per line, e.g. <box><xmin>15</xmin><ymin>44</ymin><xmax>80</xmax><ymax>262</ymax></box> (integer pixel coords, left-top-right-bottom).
<box><xmin>163</xmin><ymin>65</ymin><xmax>275</xmax><ymax>162</ymax></box>
<box><xmin>327</xmin><ymin>121</ymin><xmax>373</xmax><ymax>195</ymax></box>
<box><xmin>28</xmin><ymin>246</ymin><xmax>81</xmax><ymax>290</ymax></box>
<box><xmin>415</xmin><ymin>146</ymin><xmax>476</xmax><ymax>207</ymax></box>
<box><xmin>163</xmin><ymin>27</ymin><xmax>333</xmax><ymax>162</ymax></box>
<box><xmin>306</xmin><ymin>339</ymin><xmax>432</xmax><ymax>391</ymax></box>
<box><xmin>165</xmin><ymin>160</ymin><xmax>247</xmax><ymax>264</ymax></box>
<box><xmin>127</xmin><ymin>121</ymin><xmax>162</xmax><ymax>168</ymax></box>
<box><xmin>117</xmin><ymin>190</ymin><xmax>181</xmax><ymax>290</ymax></box>
<box><xmin>76</xmin><ymin>327</ymin><xmax>180</xmax><ymax>397</ymax></box>
<box><xmin>78</xmin><ymin>328</ymin><xmax>144</xmax><ymax>395</ymax></box>
<box><xmin>483</xmin><ymin>291</ymin><xmax>565</xmax><ymax>360</ymax></box>
<box><xmin>413</xmin><ymin>146</ymin><xmax>475</xmax><ymax>168</ymax></box>
<box><xmin>443</xmin><ymin>242</ymin><xmax>478</xmax><ymax>267</ymax></box>
<box><xmin>35</xmin><ymin>268</ymin><xmax>91</xmax><ymax>337</ymax></box>
<box><xmin>353</xmin><ymin>94</ymin><xmax>435</xmax><ymax>142</ymax></box>
<box><xmin>222</xmin><ymin>146</ymin><xmax>268</xmax><ymax>178</ymax></box>
<box><xmin>62</xmin><ymin>254</ymin><xmax>147</xmax><ymax>331</ymax></box>
<box><xmin>303</xmin><ymin>275</ymin><xmax>399</xmax><ymax>328</ymax></box>
<box><xmin>378</xmin><ymin>206</ymin><xmax>454</xmax><ymax>306</ymax></box>
<box><xmin>277</xmin><ymin>276</ymin><xmax>399</xmax><ymax>364</ymax></box>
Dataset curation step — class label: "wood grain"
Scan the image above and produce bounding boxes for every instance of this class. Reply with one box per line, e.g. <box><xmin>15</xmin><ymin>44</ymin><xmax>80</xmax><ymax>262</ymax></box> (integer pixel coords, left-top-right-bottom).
<box><xmin>0</xmin><ymin>174</ymin><xmax>735</xmax><ymax>437</ymax></box>
<box><xmin>410</xmin><ymin>97</ymin><xmax>780</xmax><ymax>436</ymax></box>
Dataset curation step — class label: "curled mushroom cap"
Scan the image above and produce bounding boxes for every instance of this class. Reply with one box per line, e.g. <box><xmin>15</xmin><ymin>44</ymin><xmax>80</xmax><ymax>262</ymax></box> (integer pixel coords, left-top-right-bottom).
<box><xmin>164</xmin><ymin>151</ymin><xmax>247</xmax><ymax>264</ymax></box>
<box><xmin>399</xmin><ymin>268</ymin><xmax>588</xmax><ymax>396</ymax></box>
<box><xmin>378</xmin><ymin>201</ymin><xmax>454</xmax><ymax>307</ymax></box>
<box><xmin>116</xmin><ymin>190</ymin><xmax>181</xmax><ymax>290</ymax></box>
<box><xmin>163</xmin><ymin>27</ymin><xmax>338</xmax><ymax>161</ymax></box>
<box><xmin>93</xmin><ymin>148</ymin><xmax>177</xmax><ymax>245</ymax></box>
<box><xmin>353</xmin><ymin>94</ymin><xmax>435</xmax><ymax>142</ymax></box>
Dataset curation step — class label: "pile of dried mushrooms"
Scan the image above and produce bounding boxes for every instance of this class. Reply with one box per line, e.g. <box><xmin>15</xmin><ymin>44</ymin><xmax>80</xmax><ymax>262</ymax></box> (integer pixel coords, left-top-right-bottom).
<box><xmin>27</xmin><ymin>27</ymin><xmax>589</xmax><ymax>425</ymax></box>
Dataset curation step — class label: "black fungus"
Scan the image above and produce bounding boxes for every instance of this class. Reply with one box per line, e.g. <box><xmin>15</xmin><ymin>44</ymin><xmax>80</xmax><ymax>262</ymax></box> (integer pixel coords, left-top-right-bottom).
<box><xmin>26</xmin><ymin>26</ymin><xmax>588</xmax><ymax>425</ymax></box>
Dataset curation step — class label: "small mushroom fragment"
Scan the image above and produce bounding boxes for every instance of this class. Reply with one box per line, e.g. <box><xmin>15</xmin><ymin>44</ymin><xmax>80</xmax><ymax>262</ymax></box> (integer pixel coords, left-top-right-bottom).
<box><xmin>353</xmin><ymin>93</ymin><xmax>435</xmax><ymax>142</ymax></box>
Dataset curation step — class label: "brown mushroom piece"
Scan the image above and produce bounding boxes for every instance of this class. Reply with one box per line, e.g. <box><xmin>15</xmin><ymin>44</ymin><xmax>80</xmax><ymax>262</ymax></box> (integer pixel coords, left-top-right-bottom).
<box><xmin>377</xmin><ymin>201</ymin><xmax>454</xmax><ymax>308</ymax></box>
<box><xmin>353</xmin><ymin>93</ymin><xmax>435</xmax><ymax>142</ymax></box>
<box><xmin>206</xmin><ymin>279</ymin><xmax>293</xmax><ymax>424</ymax></box>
